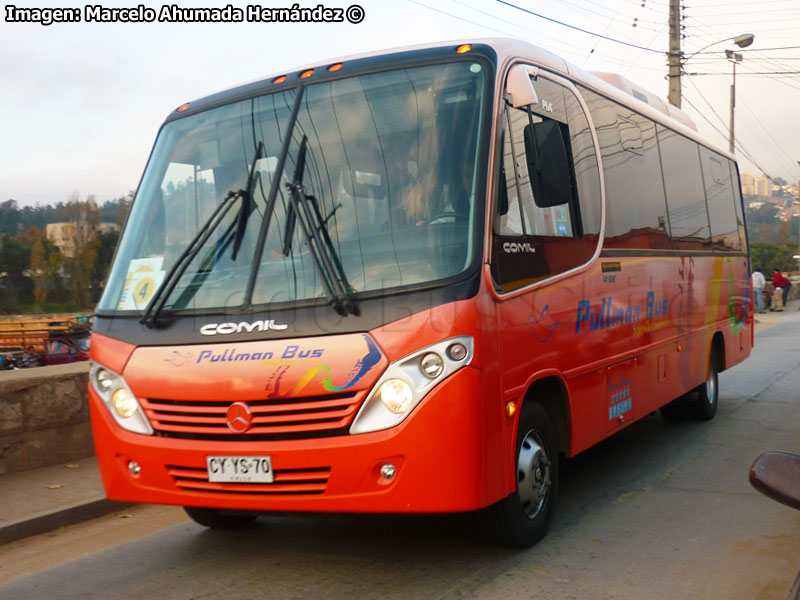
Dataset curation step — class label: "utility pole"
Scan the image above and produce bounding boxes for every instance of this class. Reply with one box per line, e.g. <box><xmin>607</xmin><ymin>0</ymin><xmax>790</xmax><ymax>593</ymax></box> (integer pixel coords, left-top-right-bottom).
<box><xmin>667</xmin><ymin>0</ymin><xmax>681</xmax><ymax>107</ymax></box>
<box><xmin>727</xmin><ymin>50</ymin><xmax>743</xmax><ymax>154</ymax></box>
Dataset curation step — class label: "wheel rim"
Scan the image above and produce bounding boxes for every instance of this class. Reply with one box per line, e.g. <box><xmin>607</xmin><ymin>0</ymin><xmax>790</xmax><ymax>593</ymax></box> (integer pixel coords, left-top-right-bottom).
<box><xmin>517</xmin><ymin>430</ymin><xmax>551</xmax><ymax>519</ymax></box>
<box><xmin>705</xmin><ymin>368</ymin><xmax>716</xmax><ymax>404</ymax></box>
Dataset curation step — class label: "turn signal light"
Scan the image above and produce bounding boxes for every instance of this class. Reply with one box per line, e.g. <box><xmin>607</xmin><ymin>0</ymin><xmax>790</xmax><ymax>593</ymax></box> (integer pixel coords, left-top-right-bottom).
<box><xmin>506</xmin><ymin>401</ymin><xmax>517</xmax><ymax>418</ymax></box>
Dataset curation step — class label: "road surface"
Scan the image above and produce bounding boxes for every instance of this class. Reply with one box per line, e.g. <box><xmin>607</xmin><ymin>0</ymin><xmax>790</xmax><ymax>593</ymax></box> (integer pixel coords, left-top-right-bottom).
<box><xmin>2</xmin><ymin>313</ymin><xmax>800</xmax><ymax>599</ymax></box>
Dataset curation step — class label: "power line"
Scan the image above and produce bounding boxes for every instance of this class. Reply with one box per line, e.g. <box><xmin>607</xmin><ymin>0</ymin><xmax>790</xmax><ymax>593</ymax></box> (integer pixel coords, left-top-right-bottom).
<box><xmin>687</xmin><ymin>71</ymin><xmax>800</xmax><ymax>75</ymax></box>
<box><xmin>693</xmin><ymin>45</ymin><xmax>800</xmax><ymax>54</ymax></box>
<box><xmin>495</xmin><ymin>0</ymin><xmax>665</xmax><ymax>53</ymax></box>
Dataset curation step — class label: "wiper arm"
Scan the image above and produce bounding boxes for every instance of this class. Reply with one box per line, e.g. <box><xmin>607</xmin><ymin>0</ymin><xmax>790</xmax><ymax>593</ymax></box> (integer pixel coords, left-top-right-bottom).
<box><xmin>140</xmin><ymin>189</ymin><xmax>244</xmax><ymax>328</ymax></box>
<box><xmin>232</xmin><ymin>141</ymin><xmax>263</xmax><ymax>261</ymax></box>
<box><xmin>285</xmin><ymin>135</ymin><xmax>358</xmax><ymax>316</ymax></box>
<box><xmin>140</xmin><ymin>143</ymin><xmax>267</xmax><ymax>328</ymax></box>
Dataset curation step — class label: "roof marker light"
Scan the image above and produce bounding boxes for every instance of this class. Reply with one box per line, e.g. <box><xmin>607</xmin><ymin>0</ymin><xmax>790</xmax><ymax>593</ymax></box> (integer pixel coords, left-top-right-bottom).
<box><xmin>176</xmin><ymin>103</ymin><xmax>190</xmax><ymax>112</ymax></box>
<box><xmin>300</xmin><ymin>69</ymin><xmax>314</xmax><ymax>79</ymax></box>
<box><xmin>456</xmin><ymin>44</ymin><xmax>472</xmax><ymax>54</ymax></box>
<box><xmin>273</xmin><ymin>75</ymin><xmax>287</xmax><ymax>84</ymax></box>
<box><xmin>328</xmin><ymin>63</ymin><xmax>343</xmax><ymax>72</ymax></box>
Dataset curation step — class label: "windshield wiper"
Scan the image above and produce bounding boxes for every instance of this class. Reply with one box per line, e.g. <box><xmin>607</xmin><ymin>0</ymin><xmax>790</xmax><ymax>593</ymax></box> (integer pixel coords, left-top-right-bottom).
<box><xmin>284</xmin><ymin>135</ymin><xmax>358</xmax><ymax>317</ymax></box>
<box><xmin>139</xmin><ymin>190</ymin><xmax>243</xmax><ymax>328</ymax></box>
<box><xmin>140</xmin><ymin>145</ymin><xmax>264</xmax><ymax>328</ymax></box>
<box><xmin>232</xmin><ymin>141</ymin><xmax>263</xmax><ymax>260</ymax></box>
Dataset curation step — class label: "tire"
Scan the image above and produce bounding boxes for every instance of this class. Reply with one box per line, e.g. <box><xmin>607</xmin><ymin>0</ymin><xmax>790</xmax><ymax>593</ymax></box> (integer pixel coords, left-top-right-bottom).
<box><xmin>691</xmin><ymin>355</ymin><xmax>719</xmax><ymax>421</ymax></box>
<box><xmin>483</xmin><ymin>402</ymin><xmax>558</xmax><ymax>547</ymax></box>
<box><xmin>183</xmin><ymin>506</ymin><xmax>258</xmax><ymax>529</ymax></box>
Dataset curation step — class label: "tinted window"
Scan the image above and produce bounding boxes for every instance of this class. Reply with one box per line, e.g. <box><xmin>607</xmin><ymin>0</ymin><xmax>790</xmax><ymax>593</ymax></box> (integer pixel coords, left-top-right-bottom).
<box><xmin>700</xmin><ymin>147</ymin><xmax>741</xmax><ymax>252</ymax></box>
<box><xmin>492</xmin><ymin>75</ymin><xmax>601</xmax><ymax>291</ymax></box>
<box><xmin>98</xmin><ymin>62</ymin><xmax>488</xmax><ymax>313</ymax></box>
<box><xmin>657</xmin><ymin>126</ymin><xmax>710</xmax><ymax>249</ymax></box>
<box><xmin>564</xmin><ymin>84</ymin><xmax>602</xmax><ymax>237</ymax></box>
<box><xmin>580</xmin><ymin>88</ymin><xmax>670</xmax><ymax>250</ymax></box>
<box><xmin>730</xmin><ymin>162</ymin><xmax>747</xmax><ymax>249</ymax></box>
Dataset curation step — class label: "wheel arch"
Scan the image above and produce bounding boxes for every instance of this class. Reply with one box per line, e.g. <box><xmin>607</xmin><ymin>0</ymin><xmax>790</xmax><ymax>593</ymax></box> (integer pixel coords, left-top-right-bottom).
<box><xmin>711</xmin><ymin>330</ymin><xmax>726</xmax><ymax>372</ymax></box>
<box><xmin>519</xmin><ymin>373</ymin><xmax>571</xmax><ymax>455</ymax></box>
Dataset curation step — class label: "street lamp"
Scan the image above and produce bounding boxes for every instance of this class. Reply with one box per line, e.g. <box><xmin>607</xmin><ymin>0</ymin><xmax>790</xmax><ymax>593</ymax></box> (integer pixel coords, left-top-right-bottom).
<box><xmin>669</xmin><ymin>33</ymin><xmax>754</xmax><ymax>110</ymax></box>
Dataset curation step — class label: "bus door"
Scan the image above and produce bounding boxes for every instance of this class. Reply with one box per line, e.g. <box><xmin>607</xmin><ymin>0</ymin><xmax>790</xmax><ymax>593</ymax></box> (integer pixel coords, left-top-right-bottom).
<box><xmin>490</xmin><ymin>67</ymin><xmax>602</xmax><ymax>447</ymax></box>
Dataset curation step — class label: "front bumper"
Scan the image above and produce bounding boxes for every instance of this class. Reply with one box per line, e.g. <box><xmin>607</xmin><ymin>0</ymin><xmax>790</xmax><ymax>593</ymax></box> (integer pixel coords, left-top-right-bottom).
<box><xmin>91</xmin><ymin>366</ymin><xmax>491</xmax><ymax>513</ymax></box>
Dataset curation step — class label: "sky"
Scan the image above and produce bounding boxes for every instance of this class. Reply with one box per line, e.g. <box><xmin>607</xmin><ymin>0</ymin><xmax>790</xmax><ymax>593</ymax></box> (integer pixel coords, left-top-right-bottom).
<box><xmin>1</xmin><ymin>0</ymin><xmax>799</xmax><ymax>208</ymax></box>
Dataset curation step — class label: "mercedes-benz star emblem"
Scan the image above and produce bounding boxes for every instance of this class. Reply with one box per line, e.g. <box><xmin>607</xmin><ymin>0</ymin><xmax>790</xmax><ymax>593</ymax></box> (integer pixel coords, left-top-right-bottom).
<box><xmin>226</xmin><ymin>402</ymin><xmax>253</xmax><ymax>433</ymax></box>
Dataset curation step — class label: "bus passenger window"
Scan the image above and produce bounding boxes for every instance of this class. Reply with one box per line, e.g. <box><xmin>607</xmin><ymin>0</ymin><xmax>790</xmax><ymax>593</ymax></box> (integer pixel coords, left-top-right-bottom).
<box><xmin>580</xmin><ymin>87</ymin><xmax>671</xmax><ymax>250</ymax></box>
<box><xmin>700</xmin><ymin>147</ymin><xmax>742</xmax><ymax>252</ymax></box>
<box><xmin>657</xmin><ymin>126</ymin><xmax>711</xmax><ymax>250</ymax></box>
<box><xmin>491</xmin><ymin>74</ymin><xmax>601</xmax><ymax>292</ymax></box>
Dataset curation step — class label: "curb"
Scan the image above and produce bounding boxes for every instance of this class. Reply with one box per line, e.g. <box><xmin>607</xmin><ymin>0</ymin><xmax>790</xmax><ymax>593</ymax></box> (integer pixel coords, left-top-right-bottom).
<box><xmin>0</xmin><ymin>498</ymin><xmax>136</xmax><ymax>545</ymax></box>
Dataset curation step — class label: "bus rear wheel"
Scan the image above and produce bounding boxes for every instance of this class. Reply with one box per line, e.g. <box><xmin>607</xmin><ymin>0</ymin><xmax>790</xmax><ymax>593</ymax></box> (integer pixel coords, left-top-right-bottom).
<box><xmin>483</xmin><ymin>402</ymin><xmax>558</xmax><ymax>547</ymax></box>
<box><xmin>183</xmin><ymin>506</ymin><xmax>258</xmax><ymax>529</ymax></box>
<box><xmin>691</xmin><ymin>357</ymin><xmax>719</xmax><ymax>421</ymax></box>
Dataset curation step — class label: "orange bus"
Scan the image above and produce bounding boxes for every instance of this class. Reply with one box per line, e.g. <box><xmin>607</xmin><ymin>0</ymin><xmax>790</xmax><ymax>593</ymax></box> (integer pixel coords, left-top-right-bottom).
<box><xmin>89</xmin><ymin>39</ymin><xmax>752</xmax><ymax>546</ymax></box>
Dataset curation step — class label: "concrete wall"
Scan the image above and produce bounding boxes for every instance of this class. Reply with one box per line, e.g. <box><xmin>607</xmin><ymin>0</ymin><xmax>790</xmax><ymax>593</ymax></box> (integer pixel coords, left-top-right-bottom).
<box><xmin>0</xmin><ymin>362</ymin><xmax>92</xmax><ymax>476</ymax></box>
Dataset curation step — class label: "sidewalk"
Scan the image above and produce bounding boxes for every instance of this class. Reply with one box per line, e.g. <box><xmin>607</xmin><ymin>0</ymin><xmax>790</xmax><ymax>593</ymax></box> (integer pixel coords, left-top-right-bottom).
<box><xmin>753</xmin><ymin>297</ymin><xmax>800</xmax><ymax>331</ymax></box>
<box><xmin>1</xmin><ymin>299</ymin><xmax>796</xmax><ymax>546</ymax></box>
<box><xmin>0</xmin><ymin>456</ymin><xmax>131</xmax><ymax>545</ymax></box>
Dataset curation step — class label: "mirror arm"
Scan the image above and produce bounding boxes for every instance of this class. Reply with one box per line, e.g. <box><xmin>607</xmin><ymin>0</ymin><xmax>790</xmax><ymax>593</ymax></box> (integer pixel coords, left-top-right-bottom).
<box><xmin>506</xmin><ymin>64</ymin><xmax>539</xmax><ymax>109</ymax></box>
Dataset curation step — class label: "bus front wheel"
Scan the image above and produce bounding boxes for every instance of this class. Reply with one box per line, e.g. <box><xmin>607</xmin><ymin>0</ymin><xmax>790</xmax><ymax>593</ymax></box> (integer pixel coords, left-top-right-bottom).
<box><xmin>483</xmin><ymin>402</ymin><xmax>558</xmax><ymax>547</ymax></box>
<box><xmin>183</xmin><ymin>506</ymin><xmax>258</xmax><ymax>529</ymax></box>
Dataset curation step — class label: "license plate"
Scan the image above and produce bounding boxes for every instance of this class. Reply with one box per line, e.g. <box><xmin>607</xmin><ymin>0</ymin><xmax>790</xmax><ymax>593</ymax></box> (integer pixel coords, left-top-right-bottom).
<box><xmin>206</xmin><ymin>456</ymin><xmax>273</xmax><ymax>483</ymax></box>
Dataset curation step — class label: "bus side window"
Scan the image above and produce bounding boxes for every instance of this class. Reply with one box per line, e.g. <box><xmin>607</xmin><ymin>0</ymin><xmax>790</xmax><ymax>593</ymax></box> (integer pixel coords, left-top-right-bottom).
<box><xmin>657</xmin><ymin>126</ymin><xmax>711</xmax><ymax>250</ymax></box>
<box><xmin>700</xmin><ymin>147</ymin><xmax>742</xmax><ymax>252</ymax></box>
<box><xmin>580</xmin><ymin>87</ymin><xmax>671</xmax><ymax>250</ymax></box>
<box><xmin>491</xmin><ymin>74</ymin><xmax>600</xmax><ymax>292</ymax></box>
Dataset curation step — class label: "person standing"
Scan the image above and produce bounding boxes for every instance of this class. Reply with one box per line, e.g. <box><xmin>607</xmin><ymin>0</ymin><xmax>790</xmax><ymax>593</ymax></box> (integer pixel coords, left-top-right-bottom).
<box><xmin>772</xmin><ymin>269</ymin><xmax>792</xmax><ymax>309</ymax></box>
<box><xmin>752</xmin><ymin>267</ymin><xmax>766</xmax><ymax>313</ymax></box>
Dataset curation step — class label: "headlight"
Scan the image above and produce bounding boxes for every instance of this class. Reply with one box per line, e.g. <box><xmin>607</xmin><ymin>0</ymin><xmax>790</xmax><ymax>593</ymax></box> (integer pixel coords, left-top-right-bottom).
<box><xmin>350</xmin><ymin>336</ymin><xmax>474</xmax><ymax>434</ymax></box>
<box><xmin>90</xmin><ymin>361</ymin><xmax>153</xmax><ymax>435</ymax></box>
<box><xmin>112</xmin><ymin>388</ymin><xmax>138</xmax><ymax>418</ymax></box>
<box><xmin>419</xmin><ymin>353</ymin><xmax>444</xmax><ymax>379</ymax></box>
<box><xmin>378</xmin><ymin>379</ymin><xmax>413</xmax><ymax>413</ymax></box>
<box><xmin>96</xmin><ymin>367</ymin><xmax>114</xmax><ymax>392</ymax></box>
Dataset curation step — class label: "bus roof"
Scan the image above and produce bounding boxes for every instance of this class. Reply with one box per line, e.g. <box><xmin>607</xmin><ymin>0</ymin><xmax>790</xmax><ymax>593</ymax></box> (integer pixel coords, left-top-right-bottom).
<box><xmin>176</xmin><ymin>37</ymin><xmax>734</xmax><ymax>163</ymax></box>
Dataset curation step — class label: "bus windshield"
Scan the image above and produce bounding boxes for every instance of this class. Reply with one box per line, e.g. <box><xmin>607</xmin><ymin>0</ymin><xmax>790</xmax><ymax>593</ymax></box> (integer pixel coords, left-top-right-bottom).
<box><xmin>98</xmin><ymin>60</ymin><xmax>488</xmax><ymax>315</ymax></box>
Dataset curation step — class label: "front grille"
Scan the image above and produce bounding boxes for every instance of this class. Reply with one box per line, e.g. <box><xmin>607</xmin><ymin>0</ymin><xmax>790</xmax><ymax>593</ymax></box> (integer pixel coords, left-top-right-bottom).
<box><xmin>167</xmin><ymin>464</ymin><xmax>330</xmax><ymax>496</ymax></box>
<box><xmin>140</xmin><ymin>392</ymin><xmax>363</xmax><ymax>441</ymax></box>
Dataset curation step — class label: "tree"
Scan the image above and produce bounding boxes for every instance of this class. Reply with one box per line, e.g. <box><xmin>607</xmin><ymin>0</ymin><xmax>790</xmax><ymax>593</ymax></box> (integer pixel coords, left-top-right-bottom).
<box><xmin>62</xmin><ymin>194</ymin><xmax>101</xmax><ymax>308</ymax></box>
<box><xmin>0</xmin><ymin>234</ymin><xmax>31</xmax><ymax>288</ymax></box>
<box><xmin>777</xmin><ymin>219</ymin><xmax>793</xmax><ymax>245</ymax></box>
<box><xmin>91</xmin><ymin>229</ymin><xmax>120</xmax><ymax>300</ymax></box>
<box><xmin>0</xmin><ymin>234</ymin><xmax>32</xmax><ymax>308</ymax></box>
<box><xmin>29</xmin><ymin>232</ymin><xmax>62</xmax><ymax>308</ymax></box>
<box><xmin>116</xmin><ymin>191</ymin><xmax>133</xmax><ymax>228</ymax></box>
<box><xmin>756</xmin><ymin>222</ymin><xmax>773</xmax><ymax>243</ymax></box>
<box><xmin>0</xmin><ymin>199</ymin><xmax>21</xmax><ymax>236</ymax></box>
<box><xmin>750</xmin><ymin>242</ymin><xmax>797</xmax><ymax>274</ymax></box>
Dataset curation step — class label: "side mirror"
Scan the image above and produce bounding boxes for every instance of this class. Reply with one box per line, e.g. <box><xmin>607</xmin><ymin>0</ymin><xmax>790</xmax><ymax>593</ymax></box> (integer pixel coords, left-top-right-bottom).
<box><xmin>750</xmin><ymin>451</ymin><xmax>800</xmax><ymax>511</ymax></box>
<box><xmin>524</xmin><ymin>119</ymin><xmax>574</xmax><ymax>208</ymax></box>
<box><xmin>506</xmin><ymin>64</ymin><xmax>539</xmax><ymax>108</ymax></box>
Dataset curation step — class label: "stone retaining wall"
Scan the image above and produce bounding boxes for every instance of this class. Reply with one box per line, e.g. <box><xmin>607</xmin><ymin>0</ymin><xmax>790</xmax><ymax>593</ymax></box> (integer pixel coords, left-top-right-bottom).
<box><xmin>0</xmin><ymin>362</ymin><xmax>92</xmax><ymax>475</ymax></box>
